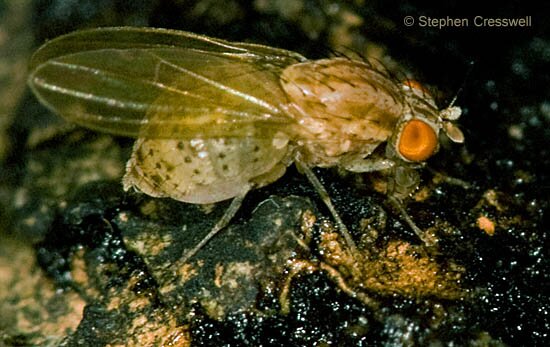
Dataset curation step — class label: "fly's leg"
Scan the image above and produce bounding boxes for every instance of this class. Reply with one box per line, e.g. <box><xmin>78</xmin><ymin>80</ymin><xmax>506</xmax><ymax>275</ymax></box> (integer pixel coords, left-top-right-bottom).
<box><xmin>294</xmin><ymin>158</ymin><xmax>358</xmax><ymax>257</ymax></box>
<box><xmin>180</xmin><ymin>186</ymin><xmax>250</xmax><ymax>264</ymax></box>
<box><xmin>344</xmin><ymin>158</ymin><xmax>432</xmax><ymax>245</ymax></box>
<box><xmin>344</xmin><ymin>158</ymin><xmax>395</xmax><ymax>173</ymax></box>
<box><xmin>386</xmin><ymin>196</ymin><xmax>437</xmax><ymax>246</ymax></box>
<box><xmin>342</xmin><ymin>158</ymin><xmax>437</xmax><ymax>246</ymax></box>
<box><xmin>426</xmin><ymin>167</ymin><xmax>472</xmax><ymax>189</ymax></box>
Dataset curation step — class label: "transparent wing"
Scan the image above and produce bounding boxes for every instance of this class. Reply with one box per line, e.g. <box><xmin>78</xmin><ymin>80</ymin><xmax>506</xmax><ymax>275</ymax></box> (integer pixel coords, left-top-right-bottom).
<box><xmin>28</xmin><ymin>27</ymin><xmax>307</xmax><ymax>138</ymax></box>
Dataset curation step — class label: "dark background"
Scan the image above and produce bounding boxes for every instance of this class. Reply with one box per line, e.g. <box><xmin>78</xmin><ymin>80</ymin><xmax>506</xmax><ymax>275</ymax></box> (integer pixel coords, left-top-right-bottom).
<box><xmin>1</xmin><ymin>0</ymin><xmax>548</xmax><ymax>346</ymax></box>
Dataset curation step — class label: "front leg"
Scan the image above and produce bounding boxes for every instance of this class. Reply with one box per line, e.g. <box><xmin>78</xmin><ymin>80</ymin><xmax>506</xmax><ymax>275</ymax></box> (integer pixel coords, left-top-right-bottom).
<box><xmin>343</xmin><ymin>158</ymin><xmax>395</xmax><ymax>173</ymax></box>
<box><xmin>345</xmin><ymin>159</ymin><xmax>432</xmax><ymax>246</ymax></box>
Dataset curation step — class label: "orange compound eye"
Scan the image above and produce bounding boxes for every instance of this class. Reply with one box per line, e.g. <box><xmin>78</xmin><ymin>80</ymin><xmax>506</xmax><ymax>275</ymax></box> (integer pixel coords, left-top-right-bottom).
<box><xmin>398</xmin><ymin>119</ymin><xmax>438</xmax><ymax>162</ymax></box>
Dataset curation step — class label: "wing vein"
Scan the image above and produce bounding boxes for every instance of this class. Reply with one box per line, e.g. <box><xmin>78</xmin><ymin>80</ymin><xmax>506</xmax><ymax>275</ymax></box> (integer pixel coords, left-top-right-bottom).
<box><xmin>33</xmin><ymin>76</ymin><xmax>151</xmax><ymax>113</ymax></box>
<box><xmin>47</xmin><ymin>60</ymin><xmax>213</xmax><ymax>103</ymax></box>
<box><xmin>148</xmin><ymin>51</ymin><xmax>283</xmax><ymax>114</ymax></box>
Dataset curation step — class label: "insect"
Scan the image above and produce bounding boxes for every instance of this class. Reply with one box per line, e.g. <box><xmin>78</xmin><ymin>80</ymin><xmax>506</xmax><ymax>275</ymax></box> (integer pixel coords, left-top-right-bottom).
<box><xmin>28</xmin><ymin>27</ymin><xmax>464</xmax><ymax>262</ymax></box>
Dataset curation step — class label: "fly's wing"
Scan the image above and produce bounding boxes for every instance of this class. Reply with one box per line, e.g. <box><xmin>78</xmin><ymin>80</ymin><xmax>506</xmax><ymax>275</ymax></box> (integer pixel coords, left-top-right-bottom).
<box><xmin>28</xmin><ymin>27</ymin><xmax>307</xmax><ymax>139</ymax></box>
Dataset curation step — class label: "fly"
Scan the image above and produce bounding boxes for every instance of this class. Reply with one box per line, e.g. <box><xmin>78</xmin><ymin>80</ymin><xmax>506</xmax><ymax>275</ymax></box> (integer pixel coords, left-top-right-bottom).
<box><xmin>28</xmin><ymin>27</ymin><xmax>464</xmax><ymax>262</ymax></box>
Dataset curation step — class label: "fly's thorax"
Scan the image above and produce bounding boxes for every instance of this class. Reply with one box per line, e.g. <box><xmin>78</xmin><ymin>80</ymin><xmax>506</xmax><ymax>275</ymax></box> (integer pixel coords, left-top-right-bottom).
<box><xmin>281</xmin><ymin>57</ymin><xmax>406</xmax><ymax>167</ymax></box>
<box><xmin>290</xmin><ymin>116</ymin><xmax>392</xmax><ymax>168</ymax></box>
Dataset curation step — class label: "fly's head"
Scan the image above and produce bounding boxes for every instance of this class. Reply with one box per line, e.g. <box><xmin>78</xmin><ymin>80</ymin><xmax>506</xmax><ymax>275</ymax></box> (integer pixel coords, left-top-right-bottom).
<box><xmin>385</xmin><ymin>82</ymin><xmax>464</xmax><ymax>200</ymax></box>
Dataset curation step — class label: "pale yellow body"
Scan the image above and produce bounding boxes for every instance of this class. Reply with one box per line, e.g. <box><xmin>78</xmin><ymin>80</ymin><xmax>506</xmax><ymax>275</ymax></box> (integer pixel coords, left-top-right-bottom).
<box><xmin>28</xmin><ymin>27</ymin><xmax>463</xmax><ymax>211</ymax></box>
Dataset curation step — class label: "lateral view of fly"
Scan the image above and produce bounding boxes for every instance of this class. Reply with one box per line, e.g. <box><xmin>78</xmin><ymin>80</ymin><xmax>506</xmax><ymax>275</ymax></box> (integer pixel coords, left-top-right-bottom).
<box><xmin>28</xmin><ymin>27</ymin><xmax>464</xmax><ymax>262</ymax></box>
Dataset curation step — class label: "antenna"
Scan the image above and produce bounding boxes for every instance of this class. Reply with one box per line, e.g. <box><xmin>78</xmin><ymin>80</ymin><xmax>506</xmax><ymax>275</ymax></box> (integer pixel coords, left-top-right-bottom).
<box><xmin>447</xmin><ymin>60</ymin><xmax>475</xmax><ymax>108</ymax></box>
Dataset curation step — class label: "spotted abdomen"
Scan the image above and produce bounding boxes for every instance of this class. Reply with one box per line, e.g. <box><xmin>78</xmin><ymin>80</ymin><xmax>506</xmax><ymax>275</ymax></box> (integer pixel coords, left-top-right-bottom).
<box><xmin>123</xmin><ymin>134</ymin><xmax>291</xmax><ymax>204</ymax></box>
